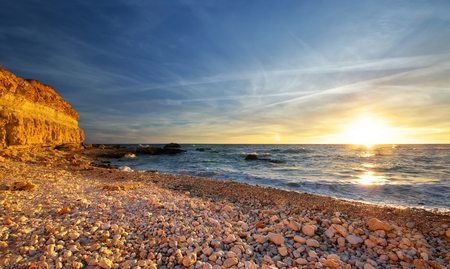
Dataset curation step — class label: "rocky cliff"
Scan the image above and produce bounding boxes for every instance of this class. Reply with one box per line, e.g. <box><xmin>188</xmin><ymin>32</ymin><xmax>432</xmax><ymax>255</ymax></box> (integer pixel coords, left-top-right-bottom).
<box><xmin>0</xmin><ymin>68</ymin><xmax>84</xmax><ymax>151</ymax></box>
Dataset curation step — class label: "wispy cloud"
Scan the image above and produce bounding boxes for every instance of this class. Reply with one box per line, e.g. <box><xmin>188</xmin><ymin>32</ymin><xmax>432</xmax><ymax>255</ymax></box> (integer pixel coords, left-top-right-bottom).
<box><xmin>1</xmin><ymin>0</ymin><xmax>450</xmax><ymax>143</ymax></box>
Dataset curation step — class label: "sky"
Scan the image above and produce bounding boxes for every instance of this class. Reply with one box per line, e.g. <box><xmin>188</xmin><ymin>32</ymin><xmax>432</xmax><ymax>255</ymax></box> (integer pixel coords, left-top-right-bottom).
<box><xmin>1</xmin><ymin>0</ymin><xmax>450</xmax><ymax>144</ymax></box>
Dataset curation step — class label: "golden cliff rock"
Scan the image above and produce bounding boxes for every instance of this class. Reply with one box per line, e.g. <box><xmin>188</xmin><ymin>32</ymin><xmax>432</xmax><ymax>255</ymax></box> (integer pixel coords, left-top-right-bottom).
<box><xmin>0</xmin><ymin>68</ymin><xmax>84</xmax><ymax>150</ymax></box>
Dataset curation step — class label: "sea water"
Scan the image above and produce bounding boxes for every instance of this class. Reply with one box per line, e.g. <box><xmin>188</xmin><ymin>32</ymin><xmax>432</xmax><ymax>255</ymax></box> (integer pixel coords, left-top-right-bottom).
<box><xmin>109</xmin><ymin>144</ymin><xmax>450</xmax><ymax>213</ymax></box>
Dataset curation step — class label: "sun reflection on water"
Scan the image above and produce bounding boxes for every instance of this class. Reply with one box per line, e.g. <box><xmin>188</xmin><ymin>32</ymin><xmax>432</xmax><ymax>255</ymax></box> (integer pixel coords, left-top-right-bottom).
<box><xmin>357</xmin><ymin>172</ymin><xmax>387</xmax><ymax>185</ymax></box>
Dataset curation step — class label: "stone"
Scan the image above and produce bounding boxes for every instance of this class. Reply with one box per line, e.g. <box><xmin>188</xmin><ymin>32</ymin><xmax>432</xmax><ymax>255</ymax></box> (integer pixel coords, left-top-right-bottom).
<box><xmin>261</xmin><ymin>210</ymin><xmax>277</xmax><ymax>215</ymax></box>
<box><xmin>413</xmin><ymin>259</ymin><xmax>433</xmax><ymax>269</ymax></box>
<box><xmin>446</xmin><ymin>229</ymin><xmax>450</xmax><ymax>238</ymax></box>
<box><xmin>364</xmin><ymin>239</ymin><xmax>376</xmax><ymax>249</ymax></box>
<box><xmin>224</xmin><ymin>234</ymin><xmax>236</xmax><ymax>243</ymax></box>
<box><xmin>368</xmin><ymin>218</ymin><xmax>392</xmax><ymax>231</ymax></box>
<box><xmin>308</xmin><ymin>250</ymin><xmax>318</xmax><ymax>259</ymax></box>
<box><xmin>323</xmin><ymin>259</ymin><xmax>345</xmax><ymax>269</ymax></box>
<box><xmin>237</xmin><ymin>221</ymin><xmax>249</xmax><ymax>230</ymax></box>
<box><xmin>331</xmin><ymin>217</ymin><xmax>342</xmax><ymax>224</ymax></box>
<box><xmin>287</xmin><ymin>219</ymin><xmax>302</xmax><ymax>231</ymax></box>
<box><xmin>278</xmin><ymin>246</ymin><xmax>288</xmax><ymax>256</ymax></box>
<box><xmin>223</xmin><ymin>257</ymin><xmax>238</xmax><ymax>268</ymax></box>
<box><xmin>201</xmin><ymin>263</ymin><xmax>212</xmax><ymax>269</ymax></box>
<box><xmin>388</xmin><ymin>252</ymin><xmax>399</xmax><ymax>261</ymax></box>
<box><xmin>293</xmin><ymin>235</ymin><xmax>306</xmax><ymax>244</ymax></box>
<box><xmin>9</xmin><ymin>181</ymin><xmax>37</xmax><ymax>191</ymax></box>
<box><xmin>182</xmin><ymin>253</ymin><xmax>197</xmax><ymax>267</ymax></box>
<box><xmin>244</xmin><ymin>261</ymin><xmax>258</xmax><ymax>269</ymax></box>
<box><xmin>57</xmin><ymin>208</ymin><xmax>71</xmax><ymax>215</ymax></box>
<box><xmin>296</xmin><ymin>258</ymin><xmax>308</xmax><ymax>265</ymax></box>
<box><xmin>98</xmin><ymin>257</ymin><xmax>113</xmax><ymax>269</ymax></box>
<box><xmin>346</xmin><ymin>235</ymin><xmax>363</xmax><ymax>245</ymax></box>
<box><xmin>268</xmin><ymin>232</ymin><xmax>284</xmax><ymax>245</ymax></box>
<box><xmin>332</xmin><ymin>224</ymin><xmax>349</xmax><ymax>237</ymax></box>
<box><xmin>324</xmin><ymin>228</ymin><xmax>335</xmax><ymax>238</ymax></box>
<box><xmin>327</xmin><ymin>254</ymin><xmax>341</xmax><ymax>261</ymax></box>
<box><xmin>245</xmin><ymin>154</ymin><xmax>258</xmax><ymax>160</ymax></box>
<box><xmin>428</xmin><ymin>260</ymin><xmax>446</xmax><ymax>269</ymax></box>
<box><xmin>255</xmin><ymin>222</ymin><xmax>265</xmax><ymax>229</ymax></box>
<box><xmin>46</xmin><ymin>244</ymin><xmax>57</xmax><ymax>257</ymax></box>
<box><xmin>226</xmin><ymin>251</ymin><xmax>237</xmax><ymax>258</ymax></box>
<box><xmin>400</xmin><ymin>238</ymin><xmax>411</xmax><ymax>247</ymax></box>
<box><xmin>163</xmin><ymin>142</ymin><xmax>181</xmax><ymax>149</ymax></box>
<box><xmin>364</xmin><ymin>264</ymin><xmax>376</xmax><ymax>269</ymax></box>
<box><xmin>302</xmin><ymin>224</ymin><xmax>316</xmax><ymax>236</ymax></box>
<box><xmin>0</xmin><ymin>68</ymin><xmax>84</xmax><ymax>150</ymax></box>
<box><xmin>202</xmin><ymin>247</ymin><xmax>214</xmax><ymax>256</ymax></box>
<box><xmin>222</xmin><ymin>205</ymin><xmax>233</xmax><ymax>212</ymax></box>
<box><xmin>102</xmin><ymin>184</ymin><xmax>143</xmax><ymax>191</ymax></box>
<box><xmin>306</xmin><ymin>239</ymin><xmax>320</xmax><ymax>248</ymax></box>
<box><xmin>68</xmin><ymin>232</ymin><xmax>80</xmax><ymax>240</ymax></box>
<box><xmin>263</xmin><ymin>255</ymin><xmax>272</xmax><ymax>263</ymax></box>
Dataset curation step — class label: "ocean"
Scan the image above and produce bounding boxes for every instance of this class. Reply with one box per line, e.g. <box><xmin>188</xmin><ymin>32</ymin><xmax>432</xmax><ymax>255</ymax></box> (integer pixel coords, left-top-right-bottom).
<box><xmin>108</xmin><ymin>144</ymin><xmax>450</xmax><ymax>213</ymax></box>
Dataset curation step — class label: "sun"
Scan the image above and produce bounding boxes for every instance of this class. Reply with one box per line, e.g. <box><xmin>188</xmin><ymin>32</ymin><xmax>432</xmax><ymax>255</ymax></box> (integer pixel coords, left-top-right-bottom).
<box><xmin>345</xmin><ymin>116</ymin><xmax>390</xmax><ymax>146</ymax></box>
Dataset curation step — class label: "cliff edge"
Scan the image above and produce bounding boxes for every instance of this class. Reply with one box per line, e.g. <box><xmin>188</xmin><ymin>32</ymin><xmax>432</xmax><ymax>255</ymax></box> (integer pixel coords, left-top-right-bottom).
<box><xmin>0</xmin><ymin>68</ymin><xmax>84</xmax><ymax>151</ymax></box>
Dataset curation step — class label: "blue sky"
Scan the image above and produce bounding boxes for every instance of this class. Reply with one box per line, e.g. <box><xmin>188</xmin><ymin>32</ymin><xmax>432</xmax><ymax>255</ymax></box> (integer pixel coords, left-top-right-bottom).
<box><xmin>1</xmin><ymin>0</ymin><xmax>450</xmax><ymax>144</ymax></box>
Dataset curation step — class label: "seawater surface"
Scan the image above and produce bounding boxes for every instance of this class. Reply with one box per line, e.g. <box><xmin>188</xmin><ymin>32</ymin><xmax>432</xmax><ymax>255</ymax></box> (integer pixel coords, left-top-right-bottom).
<box><xmin>109</xmin><ymin>144</ymin><xmax>450</xmax><ymax>213</ymax></box>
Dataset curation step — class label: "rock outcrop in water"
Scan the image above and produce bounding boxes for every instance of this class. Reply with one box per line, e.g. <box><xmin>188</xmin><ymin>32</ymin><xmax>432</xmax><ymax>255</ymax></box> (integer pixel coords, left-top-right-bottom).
<box><xmin>92</xmin><ymin>143</ymin><xmax>187</xmax><ymax>159</ymax></box>
<box><xmin>0</xmin><ymin>68</ymin><xmax>84</xmax><ymax>151</ymax></box>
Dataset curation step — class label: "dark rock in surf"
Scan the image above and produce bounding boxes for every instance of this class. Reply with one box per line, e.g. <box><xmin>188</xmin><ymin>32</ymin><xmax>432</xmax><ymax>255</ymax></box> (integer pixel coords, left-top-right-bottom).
<box><xmin>245</xmin><ymin>154</ymin><xmax>259</xmax><ymax>160</ymax></box>
<box><xmin>245</xmin><ymin>154</ymin><xmax>282</xmax><ymax>164</ymax></box>
<box><xmin>164</xmin><ymin>143</ymin><xmax>181</xmax><ymax>149</ymax></box>
<box><xmin>94</xmin><ymin>143</ymin><xmax>187</xmax><ymax>159</ymax></box>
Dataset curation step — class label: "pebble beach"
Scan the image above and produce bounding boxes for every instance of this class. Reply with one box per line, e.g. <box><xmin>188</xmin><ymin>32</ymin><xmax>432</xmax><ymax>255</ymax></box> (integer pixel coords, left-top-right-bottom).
<box><xmin>1</xmin><ymin>149</ymin><xmax>449</xmax><ymax>269</ymax></box>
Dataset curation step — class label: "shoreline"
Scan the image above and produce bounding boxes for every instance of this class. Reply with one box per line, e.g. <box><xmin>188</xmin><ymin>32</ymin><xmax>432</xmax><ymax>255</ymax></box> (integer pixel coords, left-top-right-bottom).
<box><xmin>1</xmin><ymin>149</ymin><xmax>449</xmax><ymax>268</ymax></box>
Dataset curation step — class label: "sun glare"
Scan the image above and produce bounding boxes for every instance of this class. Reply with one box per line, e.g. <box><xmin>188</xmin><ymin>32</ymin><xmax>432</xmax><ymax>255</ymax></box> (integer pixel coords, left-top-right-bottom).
<box><xmin>345</xmin><ymin>116</ymin><xmax>390</xmax><ymax>146</ymax></box>
<box><xmin>357</xmin><ymin>172</ymin><xmax>387</xmax><ymax>185</ymax></box>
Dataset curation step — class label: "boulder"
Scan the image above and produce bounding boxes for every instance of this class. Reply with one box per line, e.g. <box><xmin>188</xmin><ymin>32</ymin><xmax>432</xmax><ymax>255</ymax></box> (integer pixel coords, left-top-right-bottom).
<box><xmin>245</xmin><ymin>154</ymin><xmax>259</xmax><ymax>160</ymax></box>
<box><xmin>0</xmin><ymin>68</ymin><xmax>84</xmax><ymax>151</ymax></box>
<box><xmin>163</xmin><ymin>142</ymin><xmax>181</xmax><ymax>149</ymax></box>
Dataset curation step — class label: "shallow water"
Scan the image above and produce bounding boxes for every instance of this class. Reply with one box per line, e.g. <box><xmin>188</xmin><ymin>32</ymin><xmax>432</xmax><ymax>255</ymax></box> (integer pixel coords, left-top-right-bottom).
<box><xmin>110</xmin><ymin>144</ymin><xmax>450</xmax><ymax>213</ymax></box>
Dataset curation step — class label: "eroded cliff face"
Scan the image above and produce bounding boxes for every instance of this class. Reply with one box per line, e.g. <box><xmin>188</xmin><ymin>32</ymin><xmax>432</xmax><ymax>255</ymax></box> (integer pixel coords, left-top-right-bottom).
<box><xmin>0</xmin><ymin>68</ymin><xmax>84</xmax><ymax>150</ymax></box>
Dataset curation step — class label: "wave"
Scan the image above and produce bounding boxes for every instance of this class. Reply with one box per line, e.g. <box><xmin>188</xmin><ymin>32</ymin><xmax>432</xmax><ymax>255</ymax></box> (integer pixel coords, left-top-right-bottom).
<box><xmin>240</xmin><ymin>152</ymin><xmax>272</xmax><ymax>156</ymax></box>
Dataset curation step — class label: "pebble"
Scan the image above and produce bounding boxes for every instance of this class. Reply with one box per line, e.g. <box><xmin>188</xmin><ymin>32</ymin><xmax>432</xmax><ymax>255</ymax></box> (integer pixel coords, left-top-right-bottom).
<box><xmin>98</xmin><ymin>257</ymin><xmax>113</xmax><ymax>269</ymax></box>
<box><xmin>346</xmin><ymin>235</ymin><xmax>363</xmax><ymax>245</ymax></box>
<box><xmin>368</xmin><ymin>218</ymin><xmax>392</xmax><ymax>231</ymax></box>
<box><xmin>268</xmin><ymin>233</ymin><xmax>284</xmax><ymax>245</ymax></box>
<box><xmin>287</xmin><ymin>219</ymin><xmax>302</xmax><ymax>231</ymax></box>
<box><xmin>363</xmin><ymin>264</ymin><xmax>375</xmax><ymax>269</ymax></box>
<box><xmin>278</xmin><ymin>246</ymin><xmax>288</xmax><ymax>256</ymax></box>
<box><xmin>182</xmin><ymin>253</ymin><xmax>197</xmax><ymax>267</ymax></box>
<box><xmin>306</xmin><ymin>238</ymin><xmax>320</xmax><ymax>248</ymax></box>
<box><xmin>302</xmin><ymin>224</ymin><xmax>316</xmax><ymax>236</ymax></box>
<box><xmin>1</xmin><ymin>151</ymin><xmax>449</xmax><ymax>269</ymax></box>
<box><xmin>333</xmin><ymin>224</ymin><xmax>349</xmax><ymax>237</ymax></box>
<box><xmin>293</xmin><ymin>235</ymin><xmax>306</xmax><ymax>244</ymax></box>
<box><xmin>223</xmin><ymin>257</ymin><xmax>238</xmax><ymax>268</ymax></box>
<box><xmin>296</xmin><ymin>258</ymin><xmax>308</xmax><ymax>265</ymax></box>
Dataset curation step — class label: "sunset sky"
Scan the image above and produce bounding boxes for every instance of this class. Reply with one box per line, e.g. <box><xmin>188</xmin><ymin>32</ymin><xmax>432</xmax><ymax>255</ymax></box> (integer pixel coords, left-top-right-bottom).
<box><xmin>1</xmin><ymin>1</ymin><xmax>449</xmax><ymax>144</ymax></box>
